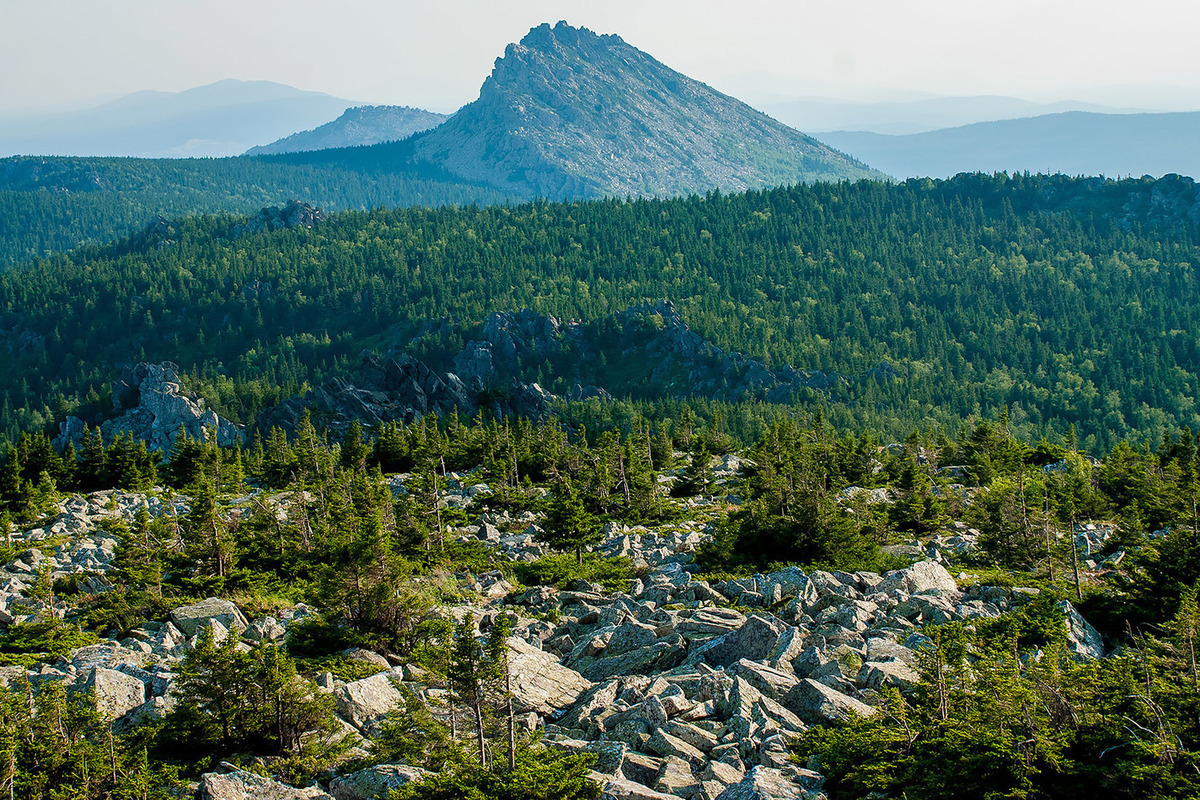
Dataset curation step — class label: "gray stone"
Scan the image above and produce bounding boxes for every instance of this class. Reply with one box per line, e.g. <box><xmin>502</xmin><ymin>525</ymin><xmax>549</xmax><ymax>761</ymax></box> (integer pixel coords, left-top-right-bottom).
<box><xmin>334</xmin><ymin>669</ymin><xmax>405</xmax><ymax>733</ymax></box>
<box><xmin>784</xmin><ymin>679</ymin><xmax>876</xmax><ymax>724</ymax></box>
<box><xmin>875</xmin><ymin>560</ymin><xmax>959</xmax><ymax>596</ymax></box>
<box><xmin>730</xmin><ymin>659</ymin><xmax>799</xmax><ymax>699</ymax></box>
<box><xmin>1058</xmin><ymin>600</ymin><xmax>1105</xmax><ymax>659</ymax></box>
<box><xmin>702</xmin><ymin>760</ymin><xmax>745</xmax><ymax>786</ymax></box>
<box><xmin>341</xmin><ymin>648</ymin><xmax>390</xmax><ymax>668</ymax></box>
<box><xmin>714</xmin><ymin>766</ymin><xmax>813</xmax><ymax>800</ymax></box>
<box><xmin>599</xmin><ymin>775</ymin><xmax>680</xmax><ymax>800</ymax></box>
<box><xmin>647</xmin><ymin>728</ymin><xmax>707</xmax><ymax>769</ymax></box>
<box><xmin>654</xmin><ymin>755</ymin><xmax>700</xmax><ymax>797</ymax></box>
<box><xmin>692</xmin><ymin>615</ymin><xmax>787</xmax><ymax>667</ymax></box>
<box><xmin>858</xmin><ymin>660</ymin><xmax>919</xmax><ymax>690</ymax></box>
<box><xmin>198</xmin><ymin>763</ymin><xmax>334</xmax><ymax>799</ymax></box>
<box><xmin>507</xmin><ymin>636</ymin><xmax>593</xmax><ymax>714</ymax></box>
<box><xmin>170</xmin><ymin>598</ymin><xmax>249</xmax><ymax>637</ymax></box>
<box><xmin>84</xmin><ymin>666</ymin><xmax>145</xmax><ymax>721</ymax></box>
<box><xmin>244</xmin><ymin>617</ymin><xmax>287</xmax><ymax>642</ymax></box>
<box><xmin>328</xmin><ymin>764</ymin><xmax>428</xmax><ymax>800</ymax></box>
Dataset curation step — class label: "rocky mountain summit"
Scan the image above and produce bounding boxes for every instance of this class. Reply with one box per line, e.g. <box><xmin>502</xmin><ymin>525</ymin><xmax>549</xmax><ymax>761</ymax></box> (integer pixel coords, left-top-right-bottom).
<box><xmin>0</xmin><ymin>450</ymin><xmax>1110</xmax><ymax>800</ymax></box>
<box><xmin>246</xmin><ymin>106</ymin><xmax>449</xmax><ymax>156</ymax></box>
<box><xmin>408</xmin><ymin>22</ymin><xmax>884</xmax><ymax>199</ymax></box>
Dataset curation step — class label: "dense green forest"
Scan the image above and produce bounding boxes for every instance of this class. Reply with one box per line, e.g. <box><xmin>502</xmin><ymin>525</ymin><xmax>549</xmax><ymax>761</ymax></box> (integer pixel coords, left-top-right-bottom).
<box><xmin>1</xmin><ymin>172</ymin><xmax>1199</xmax><ymax>452</ymax></box>
<box><xmin>0</xmin><ymin>149</ymin><xmax>516</xmax><ymax>266</ymax></box>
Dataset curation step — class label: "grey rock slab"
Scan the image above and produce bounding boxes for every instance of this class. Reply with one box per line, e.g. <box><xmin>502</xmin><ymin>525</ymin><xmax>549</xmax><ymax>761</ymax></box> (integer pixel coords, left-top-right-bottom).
<box><xmin>507</xmin><ymin>636</ymin><xmax>593</xmax><ymax>714</ymax></box>
<box><xmin>333</xmin><ymin>669</ymin><xmax>405</xmax><ymax>733</ymax></box>
<box><xmin>1058</xmin><ymin>600</ymin><xmax>1105</xmax><ymax>659</ymax></box>
<box><xmin>198</xmin><ymin>763</ymin><xmax>334</xmax><ymax>800</ymax></box>
<box><xmin>328</xmin><ymin>764</ymin><xmax>428</xmax><ymax>800</ymax></box>
<box><xmin>784</xmin><ymin>678</ymin><xmax>876</xmax><ymax>724</ymax></box>
<box><xmin>621</xmin><ymin>751</ymin><xmax>665</xmax><ymax>786</ymax></box>
<box><xmin>84</xmin><ymin>666</ymin><xmax>145</xmax><ymax>721</ymax></box>
<box><xmin>170</xmin><ymin>597</ymin><xmax>249</xmax><ymax>636</ymax></box>
<box><xmin>648</xmin><ymin>728</ymin><xmax>708</xmax><ymax>769</ymax></box>
<box><xmin>599</xmin><ymin>775</ymin><xmax>680</xmax><ymax>800</ymax></box>
<box><xmin>691</xmin><ymin>615</ymin><xmax>787</xmax><ymax>668</ymax></box>
<box><xmin>714</xmin><ymin>766</ymin><xmax>814</xmax><ymax>800</ymax></box>
<box><xmin>654</xmin><ymin>755</ymin><xmax>700</xmax><ymax>797</ymax></box>
<box><xmin>858</xmin><ymin>660</ymin><xmax>919</xmax><ymax>690</ymax></box>
<box><xmin>875</xmin><ymin>560</ymin><xmax>959</xmax><ymax>597</ymax></box>
<box><xmin>702</xmin><ymin>759</ymin><xmax>745</xmax><ymax>786</ymax></box>
<box><xmin>730</xmin><ymin>659</ymin><xmax>799</xmax><ymax>700</ymax></box>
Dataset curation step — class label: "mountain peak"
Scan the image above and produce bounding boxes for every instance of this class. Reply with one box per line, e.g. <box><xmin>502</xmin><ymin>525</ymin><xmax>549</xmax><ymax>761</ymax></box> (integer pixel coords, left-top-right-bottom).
<box><xmin>517</xmin><ymin>20</ymin><xmax>611</xmax><ymax>51</ymax></box>
<box><xmin>411</xmin><ymin>23</ymin><xmax>883</xmax><ymax>198</ymax></box>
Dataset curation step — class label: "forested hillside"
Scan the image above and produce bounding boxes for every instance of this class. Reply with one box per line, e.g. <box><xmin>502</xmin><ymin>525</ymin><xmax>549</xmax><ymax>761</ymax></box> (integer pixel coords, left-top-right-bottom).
<box><xmin>0</xmin><ymin>154</ymin><xmax>515</xmax><ymax>266</ymax></box>
<box><xmin>1</xmin><ymin>172</ymin><xmax>1199</xmax><ymax>452</ymax></box>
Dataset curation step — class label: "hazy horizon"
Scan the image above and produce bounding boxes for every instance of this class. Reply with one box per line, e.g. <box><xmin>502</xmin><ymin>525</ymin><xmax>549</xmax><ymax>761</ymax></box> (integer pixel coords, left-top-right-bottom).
<box><xmin>2</xmin><ymin>0</ymin><xmax>1199</xmax><ymax>116</ymax></box>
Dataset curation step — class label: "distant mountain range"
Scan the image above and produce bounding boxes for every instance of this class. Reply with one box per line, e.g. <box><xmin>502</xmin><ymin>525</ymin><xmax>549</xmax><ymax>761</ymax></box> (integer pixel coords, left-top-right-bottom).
<box><xmin>0</xmin><ymin>80</ymin><xmax>356</xmax><ymax>158</ymax></box>
<box><xmin>245</xmin><ymin>106</ymin><xmax>448</xmax><ymax>156</ymax></box>
<box><xmin>819</xmin><ymin>111</ymin><xmax>1200</xmax><ymax>180</ymax></box>
<box><xmin>760</xmin><ymin>94</ymin><xmax>1145</xmax><ymax>135</ymax></box>
<box><xmin>403</xmin><ymin>22</ymin><xmax>883</xmax><ymax>197</ymax></box>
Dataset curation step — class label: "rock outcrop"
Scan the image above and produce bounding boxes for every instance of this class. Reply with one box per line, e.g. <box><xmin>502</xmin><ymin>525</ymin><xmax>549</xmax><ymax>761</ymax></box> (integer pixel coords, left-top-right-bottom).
<box><xmin>56</xmin><ymin>362</ymin><xmax>241</xmax><ymax>453</ymax></box>
<box><xmin>235</xmin><ymin>200</ymin><xmax>325</xmax><ymax>236</ymax></box>
<box><xmin>255</xmin><ymin>301</ymin><xmax>861</xmax><ymax>436</ymax></box>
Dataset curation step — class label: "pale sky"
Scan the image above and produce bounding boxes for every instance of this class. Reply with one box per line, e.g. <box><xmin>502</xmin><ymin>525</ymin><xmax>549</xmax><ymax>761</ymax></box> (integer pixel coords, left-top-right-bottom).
<box><xmin>2</xmin><ymin>0</ymin><xmax>1199</xmax><ymax>113</ymax></box>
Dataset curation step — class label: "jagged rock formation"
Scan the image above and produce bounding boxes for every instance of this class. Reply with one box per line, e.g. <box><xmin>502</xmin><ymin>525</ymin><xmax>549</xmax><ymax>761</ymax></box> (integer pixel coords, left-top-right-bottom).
<box><xmin>256</xmin><ymin>352</ymin><xmax>554</xmax><ymax>435</ymax></box>
<box><xmin>409</xmin><ymin>21</ymin><xmax>884</xmax><ymax>199</ymax></box>
<box><xmin>246</xmin><ymin>106</ymin><xmax>448</xmax><ymax>156</ymax></box>
<box><xmin>234</xmin><ymin>199</ymin><xmax>325</xmax><ymax>235</ymax></box>
<box><xmin>56</xmin><ymin>362</ymin><xmax>241</xmax><ymax>453</ymax></box>
<box><xmin>256</xmin><ymin>302</ymin><xmax>855</xmax><ymax>436</ymax></box>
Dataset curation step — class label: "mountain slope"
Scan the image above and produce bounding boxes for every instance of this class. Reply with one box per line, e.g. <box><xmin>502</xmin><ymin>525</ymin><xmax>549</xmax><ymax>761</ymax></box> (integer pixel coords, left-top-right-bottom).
<box><xmin>409</xmin><ymin>21</ymin><xmax>884</xmax><ymax>198</ymax></box>
<box><xmin>0</xmin><ymin>80</ymin><xmax>355</xmax><ymax>158</ymax></box>
<box><xmin>820</xmin><ymin>111</ymin><xmax>1200</xmax><ymax>179</ymax></box>
<box><xmin>245</xmin><ymin>105</ymin><xmax>448</xmax><ymax>155</ymax></box>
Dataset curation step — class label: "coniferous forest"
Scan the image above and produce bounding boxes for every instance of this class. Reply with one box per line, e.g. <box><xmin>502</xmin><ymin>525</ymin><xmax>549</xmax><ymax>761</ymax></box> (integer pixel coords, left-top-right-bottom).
<box><xmin>0</xmin><ymin>170</ymin><xmax>1199</xmax><ymax>800</ymax></box>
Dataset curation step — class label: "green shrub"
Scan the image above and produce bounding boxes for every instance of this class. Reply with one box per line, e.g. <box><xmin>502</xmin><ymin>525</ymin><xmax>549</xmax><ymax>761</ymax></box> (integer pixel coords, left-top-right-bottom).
<box><xmin>515</xmin><ymin>554</ymin><xmax>633</xmax><ymax>591</ymax></box>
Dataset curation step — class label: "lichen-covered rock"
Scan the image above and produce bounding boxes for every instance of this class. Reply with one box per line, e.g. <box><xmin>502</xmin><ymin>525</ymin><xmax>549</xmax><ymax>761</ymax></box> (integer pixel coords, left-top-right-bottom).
<box><xmin>691</xmin><ymin>615</ymin><xmax>788</xmax><ymax>668</ymax></box>
<box><xmin>328</xmin><ymin>764</ymin><xmax>428</xmax><ymax>800</ymax></box>
<box><xmin>1058</xmin><ymin>600</ymin><xmax>1105</xmax><ymax>659</ymax></box>
<box><xmin>333</xmin><ymin>669</ymin><xmax>406</xmax><ymax>733</ymax></box>
<box><xmin>198</xmin><ymin>763</ymin><xmax>334</xmax><ymax>799</ymax></box>
<box><xmin>875</xmin><ymin>560</ymin><xmax>959</xmax><ymax>596</ymax></box>
<box><xmin>170</xmin><ymin>598</ymin><xmax>249</xmax><ymax>637</ymax></box>
<box><xmin>598</xmin><ymin>774</ymin><xmax>681</xmax><ymax>800</ymax></box>
<box><xmin>714</xmin><ymin>766</ymin><xmax>815</xmax><ymax>800</ymax></box>
<box><xmin>84</xmin><ymin>666</ymin><xmax>145</xmax><ymax>721</ymax></box>
<box><xmin>507</xmin><ymin>636</ymin><xmax>593</xmax><ymax>714</ymax></box>
<box><xmin>783</xmin><ymin>679</ymin><xmax>876</xmax><ymax>724</ymax></box>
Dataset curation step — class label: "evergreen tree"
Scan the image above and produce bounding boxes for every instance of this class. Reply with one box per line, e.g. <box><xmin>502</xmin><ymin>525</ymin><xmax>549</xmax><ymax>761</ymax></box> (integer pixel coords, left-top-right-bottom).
<box><xmin>537</xmin><ymin>480</ymin><xmax>598</xmax><ymax>565</ymax></box>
